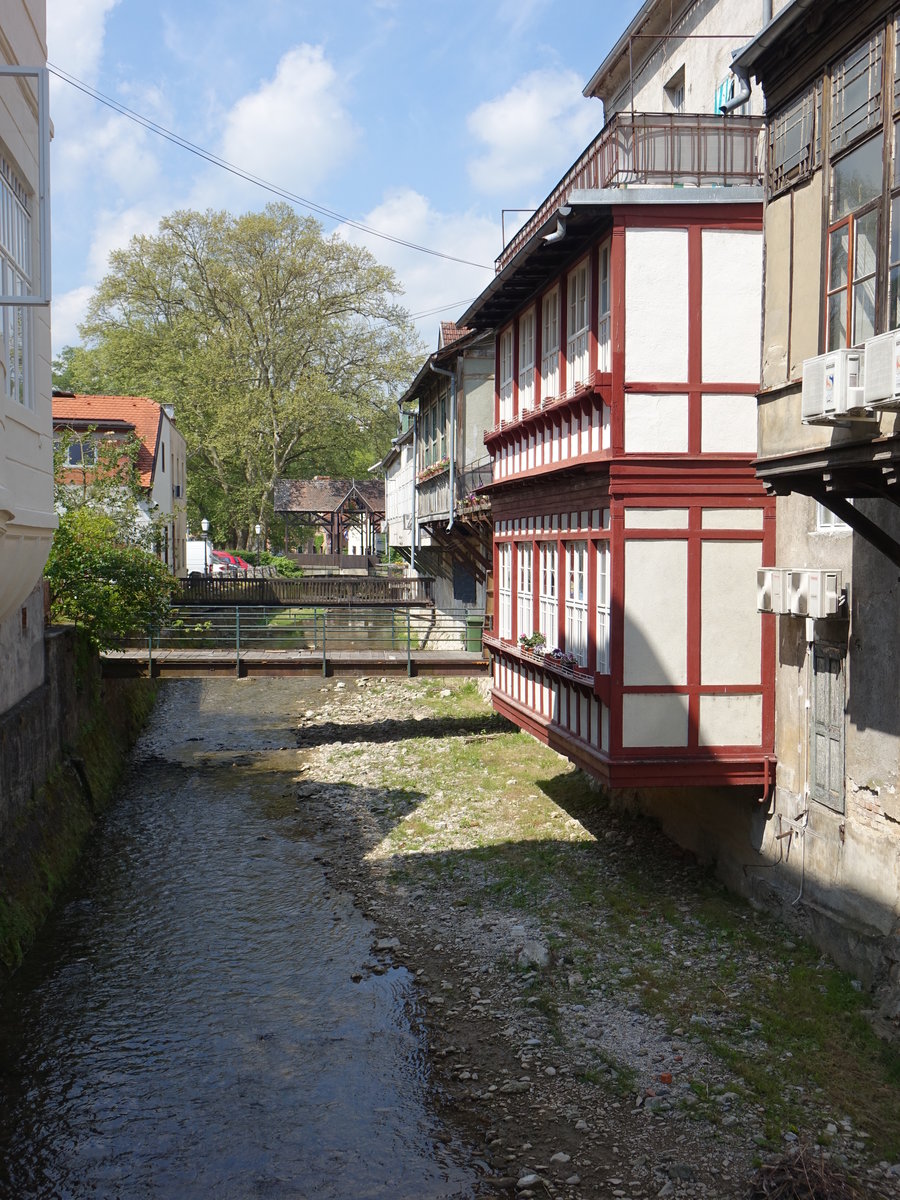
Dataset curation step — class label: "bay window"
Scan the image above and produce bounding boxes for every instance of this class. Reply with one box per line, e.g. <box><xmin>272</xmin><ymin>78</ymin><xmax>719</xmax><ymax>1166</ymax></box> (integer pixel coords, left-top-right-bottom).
<box><xmin>567</xmin><ymin>260</ymin><xmax>590</xmax><ymax>389</ymax></box>
<box><xmin>0</xmin><ymin>160</ymin><xmax>33</xmax><ymax>408</ymax></box>
<box><xmin>565</xmin><ymin>540</ymin><xmax>588</xmax><ymax>666</ymax></box>
<box><xmin>497</xmin><ymin>542</ymin><xmax>512</xmax><ymax>639</ymax></box>
<box><xmin>499</xmin><ymin>327</ymin><xmax>514</xmax><ymax>422</ymax></box>
<box><xmin>517</xmin><ymin>541</ymin><xmax>533</xmax><ymax>636</ymax></box>
<box><xmin>541</xmin><ymin>289</ymin><xmax>559</xmax><ymax>401</ymax></box>
<box><xmin>596</xmin><ymin>541</ymin><xmax>610</xmax><ymax>674</ymax></box>
<box><xmin>597</xmin><ymin>243</ymin><xmax>611</xmax><ymax>372</ymax></box>
<box><xmin>518</xmin><ymin>310</ymin><xmax>535</xmax><ymax>413</ymax></box>
<box><xmin>539</xmin><ymin>541</ymin><xmax>558</xmax><ymax>647</ymax></box>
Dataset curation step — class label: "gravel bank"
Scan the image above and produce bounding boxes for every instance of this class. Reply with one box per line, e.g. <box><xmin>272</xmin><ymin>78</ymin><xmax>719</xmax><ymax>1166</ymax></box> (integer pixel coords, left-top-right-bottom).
<box><xmin>285</xmin><ymin>676</ymin><xmax>900</xmax><ymax>1200</ymax></box>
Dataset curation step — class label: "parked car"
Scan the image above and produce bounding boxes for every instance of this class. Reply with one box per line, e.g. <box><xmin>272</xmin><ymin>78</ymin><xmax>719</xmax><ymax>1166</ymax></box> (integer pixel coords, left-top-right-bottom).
<box><xmin>210</xmin><ymin>550</ymin><xmax>240</xmax><ymax>575</ymax></box>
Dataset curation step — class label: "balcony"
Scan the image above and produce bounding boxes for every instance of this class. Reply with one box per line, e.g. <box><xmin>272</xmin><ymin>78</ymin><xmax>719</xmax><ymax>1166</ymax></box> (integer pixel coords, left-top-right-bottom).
<box><xmin>499</xmin><ymin>111</ymin><xmax>763</xmax><ymax>269</ymax></box>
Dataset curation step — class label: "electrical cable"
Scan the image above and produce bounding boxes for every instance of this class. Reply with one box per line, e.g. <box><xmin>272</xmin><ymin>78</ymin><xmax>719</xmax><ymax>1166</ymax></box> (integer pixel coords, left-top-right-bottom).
<box><xmin>47</xmin><ymin>63</ymin><xmax>494</xmax><ymax>272</ymax></box>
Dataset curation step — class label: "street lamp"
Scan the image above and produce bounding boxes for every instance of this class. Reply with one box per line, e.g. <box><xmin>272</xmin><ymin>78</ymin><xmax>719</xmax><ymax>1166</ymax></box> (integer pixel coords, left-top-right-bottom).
<box><xmin>255</xmin><ymin>523</ymin><xmax>261</xmax><ymax>571</ymax></box>
<box><xmin>200</xmin><ymin>517</ymin><xmax>209</xmax><ymax>575</ymax></box>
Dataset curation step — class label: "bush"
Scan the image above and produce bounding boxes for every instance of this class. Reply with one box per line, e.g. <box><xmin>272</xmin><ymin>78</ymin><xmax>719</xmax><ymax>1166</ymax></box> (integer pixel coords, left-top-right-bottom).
<box><xmin>46</xmin><ymin>508</ymin><xmax>177</xmax><ymax>650</ymax></box>
<box><xmin>259</xmin><ymin>551</ymin><xmax>304</xmax><ymax>578</ymax></box>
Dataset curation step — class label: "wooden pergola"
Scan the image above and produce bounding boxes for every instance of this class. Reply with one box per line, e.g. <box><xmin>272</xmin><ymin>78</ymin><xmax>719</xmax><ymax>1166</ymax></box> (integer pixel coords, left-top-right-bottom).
<box><xmin>273</xmin><ymin>478</ymin><xmax>385</xmax><ymax>556</ymax></box>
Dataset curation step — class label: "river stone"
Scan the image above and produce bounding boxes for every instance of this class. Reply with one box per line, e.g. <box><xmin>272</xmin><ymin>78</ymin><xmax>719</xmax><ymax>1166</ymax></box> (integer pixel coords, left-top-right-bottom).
<box><xmin>518</xmin><ymin>940</ymin><xmax>550</xmax><ymax>969</ymax></box>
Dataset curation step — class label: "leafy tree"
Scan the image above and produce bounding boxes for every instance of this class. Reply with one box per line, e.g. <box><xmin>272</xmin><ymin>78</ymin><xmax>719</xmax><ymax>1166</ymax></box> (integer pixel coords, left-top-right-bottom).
<box><xmin>45</xmin><ymin>507</ymin><xmax>177</xmax><ymax>650</ymax></box>
<box><xmin>62</xmin><ymin>204</ymin><xmax>424</xmax><ymax>548</ymax></box>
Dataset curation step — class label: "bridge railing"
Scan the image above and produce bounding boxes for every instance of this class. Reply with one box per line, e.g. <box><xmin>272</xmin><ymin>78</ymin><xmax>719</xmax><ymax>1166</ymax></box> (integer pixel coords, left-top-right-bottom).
<box><xmin>175</xmin><ymin>574</ymin><xmax>434</xmax><ymax>606</ymax></box>
<box><xmin>111</xmin><ymin>604</ymin><xmax>486</xmax><ymax>676</ymax></box>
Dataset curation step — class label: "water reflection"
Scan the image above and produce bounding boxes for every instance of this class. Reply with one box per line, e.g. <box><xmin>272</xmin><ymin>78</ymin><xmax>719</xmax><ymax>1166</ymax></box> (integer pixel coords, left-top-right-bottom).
<box><xmin>0</xmin><ymin>679</ymin><xmax>477</xmax><ymax>1199</ymax></box>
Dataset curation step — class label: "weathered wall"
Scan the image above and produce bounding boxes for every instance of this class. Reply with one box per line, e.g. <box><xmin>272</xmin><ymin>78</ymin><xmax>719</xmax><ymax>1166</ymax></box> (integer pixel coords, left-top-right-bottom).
<box><xmin>0</xmin><ymin>626</ymin><xmax>156</xmax><ymax>970</ymax></box>
<box><xmin>0</xmin><ymin>582</ymin><xmax>45</xmax><ymax>715</ymax></box>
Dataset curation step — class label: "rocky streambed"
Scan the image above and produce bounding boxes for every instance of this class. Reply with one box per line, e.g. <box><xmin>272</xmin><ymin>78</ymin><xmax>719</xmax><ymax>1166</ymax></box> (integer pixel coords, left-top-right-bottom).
<box><xmin>286</xmin><ymin>675</ymin><xmax>900</xmax><ymax>1200</ymax></box>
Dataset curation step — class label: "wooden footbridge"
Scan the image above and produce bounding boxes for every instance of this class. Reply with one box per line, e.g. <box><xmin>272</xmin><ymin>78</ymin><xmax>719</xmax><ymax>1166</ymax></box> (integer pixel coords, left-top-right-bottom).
<box><xmin>102</xmin><ymin>577</ymin><xmax>488</xmax><ymax>679</ymax></box>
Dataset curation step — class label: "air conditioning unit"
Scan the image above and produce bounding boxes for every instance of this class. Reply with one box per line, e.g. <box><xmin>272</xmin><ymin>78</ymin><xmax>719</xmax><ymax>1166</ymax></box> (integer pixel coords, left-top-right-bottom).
<box><xmin>757</xmin><ymin>567</ymin><xmax>790</xmax><ymax>613</ymax></box>
<box><xmin>801</xmin><ymin>349</ymin><xmax>872</xmax><ymax>423</ymax></box>
<box><xmin>787</xmin><ymin>568</ymin><xmax>843</xmax><ymax>619</ymax></box>
<box><xmin>863</xmin><ymin>328</ymin><xmax>900</xmax><ymax>410</ymax></box>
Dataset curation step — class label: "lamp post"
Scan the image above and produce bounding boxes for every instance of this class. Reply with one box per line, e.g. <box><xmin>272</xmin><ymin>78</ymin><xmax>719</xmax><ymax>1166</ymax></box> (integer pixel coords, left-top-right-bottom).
<box><xmin>201</xmin><ymin>517</ymin><xmax>209</xmax><ymax>575</ymax></box>
<box><xmin>255</xmin><ymin>523</ymin><xmax>261</xmax><ymax>572</ymax></box>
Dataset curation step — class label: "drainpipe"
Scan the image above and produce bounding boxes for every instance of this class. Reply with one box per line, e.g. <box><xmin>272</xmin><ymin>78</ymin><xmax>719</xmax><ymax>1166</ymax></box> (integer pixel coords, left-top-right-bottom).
<box><xmin>719</xmin><ymin>1</ymin><xmax>769</xmax><ymax>115</ymax></box>
<box><xmin>429</xmin><ymin>360</ymin><xmax>457</xmax><ymax>531</ymax></box>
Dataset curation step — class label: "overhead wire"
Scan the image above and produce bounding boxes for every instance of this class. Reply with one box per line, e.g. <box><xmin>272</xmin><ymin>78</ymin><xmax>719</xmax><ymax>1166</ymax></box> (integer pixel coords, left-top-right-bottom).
<box><xmin>47</xmin><ymin>63</ymin><xmax>495</xmax><ymax>273</ymax></box>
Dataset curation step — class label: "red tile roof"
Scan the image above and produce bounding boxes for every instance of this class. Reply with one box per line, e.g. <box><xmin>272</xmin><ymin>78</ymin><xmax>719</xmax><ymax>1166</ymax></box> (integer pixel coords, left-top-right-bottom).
<box><xmin>439</xmin><ymin>321</ymin><xmax>472</xmax><ymax>348</ymax></box>
<box><xmin>52</xmin><ymin>394</ymin><xmax>165</xmax><ymax>488</ymax></box>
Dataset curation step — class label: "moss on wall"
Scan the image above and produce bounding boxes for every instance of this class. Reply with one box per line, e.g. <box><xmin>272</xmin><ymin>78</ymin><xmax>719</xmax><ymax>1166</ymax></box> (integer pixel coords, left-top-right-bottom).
<box><xmin>0</xmin><ymin>675</ymin><xmax>157</xmax><ymax>972</ymax></box>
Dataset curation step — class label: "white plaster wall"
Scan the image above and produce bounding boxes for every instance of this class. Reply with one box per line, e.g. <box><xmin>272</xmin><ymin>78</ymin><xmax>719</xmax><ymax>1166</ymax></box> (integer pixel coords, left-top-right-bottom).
<box><xmin>625</xmin><ymin>508</ymin><xmax>689</xmax><ymax>529</ymax></box>
<box><xmin>625</xmin><ymin>394</ymin><xmax>689</xmax><ymax>453</ymax></box>
<box><xmin>625</xmin><ymin>229</ymin><xmax>689</xmax><ymax>382</ymax></box>
<box><xmin>603</xmin><ymin>0</ymin><xmax>782</xmax><ymax>119</ymax></box>
<box><xmin>701</xmin><ymin>230</ymin><xmax>762</xmax><ymax>384</ymax></box>
<box><xmin>698</xmin><ymin>694</ymin><xmax>762</xmax><ymax>746</ymax></box>
<box><xmin>0</xmin><ymin>582</ymin><xmax>44</xmax><ymax>715</ymax></box>
<box><xmin>624</xmin><ymin>539</ymin><xmax>687</xmax><ymax>685</ymax></box>
<box><xmin>700</xmin><ymin>393</ymin><xmax>757</xmax><ymax>453</ymax></box>
<box><xmin>702</xmin><ymin>508</ymin><xmax>763</xmax><ymax>530</ymax></box>
<box><xmin>622</xmin><ymin>693</ymin><xmax>689</xmax><ymax>747</ymax></box>
<box><xmin>384</xmin><ymin>443</ymin><xmax>413</xmax><ymax>548</ymax></box>
<box><xmin>700</xmin><ymin>540</ymin><xmax>761</xmax><ymax>685</ymax></box>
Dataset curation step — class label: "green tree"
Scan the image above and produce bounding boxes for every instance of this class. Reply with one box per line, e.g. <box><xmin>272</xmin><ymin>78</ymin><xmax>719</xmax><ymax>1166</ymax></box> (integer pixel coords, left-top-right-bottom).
<box><xmin>45</xmin><ymin>507</ymin><xmax>177</xmax><ymax>650</ymax></box>
<box><xmin>62</xmin><ymin>204</ymin><xmax>424</xmax><ymax>547</ymax></box>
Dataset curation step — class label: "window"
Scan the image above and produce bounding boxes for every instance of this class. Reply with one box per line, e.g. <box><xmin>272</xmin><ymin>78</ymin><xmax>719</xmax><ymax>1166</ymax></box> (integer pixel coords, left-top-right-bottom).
<box><xmin>65</xmin><ymin>438</ymin><xmax>96</xmax><ymax>467</ymax></box>
<box><xmin>541</xmin><ymin>289</ymin><xmax>559</xmax><ymax>402</ymax></box>
<box><xmin>517</xmin><ymin>541</ymin><xmax>533</xmax><ymax>637</ymax></box>
<box><xmin>597</xmin><ymin>242</ymin><xmax>611</xmax><ymax>372</ymax></box>
<box><xmin>539</xmin><ymin>541</ymin><xmax>558</xmax><ymax>646</ymax></box>
<box><xmin>768</xmin><ymin>82</ymin><xmax>822</xmax><ymax>194</ymax></box>
<box><xmin>826</xmin><ymin>135</ymin><xmax>881</xmax><ymax>349</ymax></box>
<box><xmin>499</xmin><ymin>327</ymin><xmax>514</xmax><ymax>422</ymax></box>
<box><xmin>0</xmin><ymin>157</ymin><xmax>33</xmax><ymax>408</ymax></box>
<box><xmin>816</xmin><ymin>501</ymin><xmax>850</xmax><ymax>531</ymax></box>
<box><xmin>596</xmin><ymin>541</ymin><xmax>610</xmax><ymax>674</ymax></box>
<box><xmin>810</xmin><ymin>644</ymin><xmax>845</xmax><ymax>812</ymax></box>
<box><xmin>518</xmin><ymin>310</ymin><xmax>535</xmax><ymax>412</ymax></box>
<box><xmin>421</xmin><ymin>392</ymin><xmax>447</xmax><ymax>468</ymax></box>
<box><xmin>497</xmin><ymin>542</ymin><xmax>512</xmax><ymax>639</ymax></box>
<box><xmin>565</xmin><ymin>540</ymin><xmax>588</xmax><ymax>666</ymax></box>
<box><xmin>567</xmin><ymin>260</ymin><xmax>590</xmax><ymax>389</ymax></box>
<box><xmin>161</xmin><ymin>441</ymin><xmax>166</xmax><ymax>473</ymax></box>
<box><xmin>830</xmin><ymin>31</ymin><xmax>882</xmax><ymax>156</ymax></box>
<box><xmin>665</xmin><ymin>66</ymin><xmax>685</xmax><ymax>114</ymax></box>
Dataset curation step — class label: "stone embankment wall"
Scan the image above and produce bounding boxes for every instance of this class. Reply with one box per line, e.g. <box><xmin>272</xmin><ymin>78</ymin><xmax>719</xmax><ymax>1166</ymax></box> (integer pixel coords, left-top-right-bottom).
<box><xmin>0</xmin><ymin>627</ymin><xmax>156</xmax><ymax>970</ymax></box>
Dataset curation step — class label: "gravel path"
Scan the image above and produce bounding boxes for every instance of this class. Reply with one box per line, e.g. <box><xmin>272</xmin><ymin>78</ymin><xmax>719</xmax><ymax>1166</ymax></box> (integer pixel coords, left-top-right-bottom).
<box><xmin>285</xmin><ymin>676</ymin><xmax>900</xmax><ymax>1200</ymax></box>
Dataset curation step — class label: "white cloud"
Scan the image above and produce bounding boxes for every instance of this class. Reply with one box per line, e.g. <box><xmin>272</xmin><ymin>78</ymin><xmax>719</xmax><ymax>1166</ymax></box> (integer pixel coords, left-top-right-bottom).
<box><xmin>54</xmin><ymin>112</ymin><xmax>160</xmax><ymax>200</ymax></box>
<box><xmin>46</xmin><ymin>0</ymin><xmax>120</xmax><ymax>82</ymax></box>
<box><xmin>466</xmin><ymin>68</ymin><xmax>599</xmax><ymax>198</ymax></box>
<box><xmin>51</xmin><ymin>285</ymin><xmax>96</xmax><ymax>353</ymax></box>
<box><xmin>218</xmin><ymin>44</ymin><xmax>358</xmax><ymax>196</ymax></box>
<box><xmin>338</xmin><ymin>188</ymin><xmax>497</xmax><ymax>348</ymax></box>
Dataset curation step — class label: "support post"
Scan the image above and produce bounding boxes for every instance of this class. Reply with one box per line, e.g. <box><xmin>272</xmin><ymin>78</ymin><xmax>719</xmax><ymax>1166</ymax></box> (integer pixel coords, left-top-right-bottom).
<box><xmin>406</xmin><ymin>607</ymin><xmax>412</xmax><ymax>677</ymax></box>
<box><xmin>235</xmin><ymin>606</ymin><xmax>241</xmax><ymax>677</ymax></box>
<box><xmin>148</xmin><ymin>627</ymin><xmax>153</xmax><ymax>678</ymax></box>
<box><xmin>322</xmin><ymin>607</ymin><xmax>328</xmax><ymax>677</ymax></box>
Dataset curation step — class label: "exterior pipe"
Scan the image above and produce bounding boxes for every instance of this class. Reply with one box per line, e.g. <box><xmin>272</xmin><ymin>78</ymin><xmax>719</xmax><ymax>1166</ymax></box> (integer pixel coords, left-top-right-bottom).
<box><xmin>429</xmin><ymin>360</ymin><xmax>457</xmax><ymax>531</ymax></box>
<box><xmin>719</xmin><ymin>58</ymin><xmax>751</xmax><ymax>113</ymax></box>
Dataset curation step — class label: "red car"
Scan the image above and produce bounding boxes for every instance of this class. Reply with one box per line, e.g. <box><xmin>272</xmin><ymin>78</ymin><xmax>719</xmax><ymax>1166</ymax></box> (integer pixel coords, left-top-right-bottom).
<box><xmin>210</xmin><ymin>550</ymin><xmax>249</xmax><ymax>574</ymax></box>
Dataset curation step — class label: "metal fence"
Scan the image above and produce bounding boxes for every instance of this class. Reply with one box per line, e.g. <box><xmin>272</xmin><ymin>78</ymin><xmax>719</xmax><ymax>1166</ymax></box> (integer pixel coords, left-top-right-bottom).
<box><xmin>175</xmin><ymin>574</ymin><xmax>435</xmax><ymax>606</ymax></box>
<box><xmin>118</xmin><ymin>604</ymin><xmax>485</xmax><ymax>677</ymax></box>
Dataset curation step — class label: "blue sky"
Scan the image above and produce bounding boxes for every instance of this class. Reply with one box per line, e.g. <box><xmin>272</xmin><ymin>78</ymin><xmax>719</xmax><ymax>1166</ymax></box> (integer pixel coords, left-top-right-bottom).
<box><xmin>46</xmin><ymin>0</ymin><xmax>641</xmax><ymax>356</ymax></box>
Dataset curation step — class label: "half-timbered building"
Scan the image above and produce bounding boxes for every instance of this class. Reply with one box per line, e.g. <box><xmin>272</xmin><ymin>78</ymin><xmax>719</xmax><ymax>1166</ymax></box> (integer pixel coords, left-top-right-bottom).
<box><xmin>461</xmin><ymin>0</ymin><xmax>778</xmax><ymax>794</ymax></box>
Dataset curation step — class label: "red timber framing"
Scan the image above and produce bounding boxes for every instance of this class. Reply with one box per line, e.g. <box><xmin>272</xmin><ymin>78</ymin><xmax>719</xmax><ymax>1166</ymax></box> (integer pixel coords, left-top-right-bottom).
<box><xmin>479</xmin><ymin>200</ymin><xmax>776</xmax><ymax>791</ymax></box>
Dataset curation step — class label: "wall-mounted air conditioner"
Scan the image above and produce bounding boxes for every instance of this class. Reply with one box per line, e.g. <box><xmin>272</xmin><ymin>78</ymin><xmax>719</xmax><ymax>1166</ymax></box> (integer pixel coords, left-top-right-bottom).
<box><xmin>787</xmin><ymin>568</ymin><xmax>843</xmax><ymax>619</ymax></box>
<box><xmin>801</xmin><ymin>349</ymin><xmax>872</xmax><ymax>423</ymax></box>
<box><xmin>757</xmin><ymin>567</ymin><xmax>790</xmax><ymax>613</ymax></box>
<box><xmin>863</xmin><ymin>328</ymin><xmax>900</xmax><ymax>410</ymax></box>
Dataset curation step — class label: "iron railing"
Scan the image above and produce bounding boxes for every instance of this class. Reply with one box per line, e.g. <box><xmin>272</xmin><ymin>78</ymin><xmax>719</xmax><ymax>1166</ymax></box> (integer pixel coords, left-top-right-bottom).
<box><xmin>499</xmin><ymin>111</ymin><xmax>763</xmax><ymax>268</ymax></box>
<box><xmin>175</xmin><ymin>574</ymin><xmax>434</xmax><ymax>606</ymax></box>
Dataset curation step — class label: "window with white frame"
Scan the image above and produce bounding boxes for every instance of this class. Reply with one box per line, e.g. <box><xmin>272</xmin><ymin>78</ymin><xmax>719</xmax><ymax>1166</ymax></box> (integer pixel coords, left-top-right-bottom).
<box><xmin>567</xmin><ymin>260</ymin><xmax>590</xmax><ymax>389</ymax></box>
<box><xmin>597</xmin><ymin>242</ymin><xmax>611</xmax><ymax>372</ymax></box>
<box><xmin>539</xmin><ymin>541</ymin><xmax>558</xmax><ymax>646</ymax></box>
<box><xmin>499</xmin><ymin>327</ymin><xmax>514</xmax><ymax>422</ymax></box>
<box><xmin>596</xmin><ymin>541</ymin><xmax>610</xmax><ymax>673</ymax></box>
<box><xmin>0</xmin><ymin>157</ymin><xmax>33</xmax><ymax>409</ymax></box>
<box><xmin>517</xmin><ymin>541</ymin><xmax>533</xmax><ymax>636</ymax></box>
<box><xmin>518</xmin><ymin>310</ymin><xmax>535</xmax><ymax>413</ymax></box>
<box><xmin>565</xmin><ymin>540</ymin><xmax>588</xmax><ymax>666</ymax></box>
<box><xmin>65</xmin><ymin>437</ymin><xmax>96</xmax><ymax>467</ymax></box>
<box><xmin>497</xmin><ymin>542</ymin><xmax>512</xmax><ymax>639</ymax></box>
<box><xmin>541</xmin><ymin>289</ymin><xmax>559</xmax><ymax>402</ymax></box>
<box><xmin>816</xmin><ymin>500</ymin><xmax>850</xmax><ymax>531</ymax></box>
<box><xmin>421</xmin><ymin>392</ymin><xmax>447</xmax><ymax>468</ymax></box>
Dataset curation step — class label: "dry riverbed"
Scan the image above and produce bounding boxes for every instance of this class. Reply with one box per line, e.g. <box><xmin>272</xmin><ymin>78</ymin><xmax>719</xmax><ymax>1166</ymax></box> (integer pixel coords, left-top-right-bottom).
<box><xmin>279</xmin><ymin>676</ymin><xmax>900</xmax><ymax>1199</ymax></box>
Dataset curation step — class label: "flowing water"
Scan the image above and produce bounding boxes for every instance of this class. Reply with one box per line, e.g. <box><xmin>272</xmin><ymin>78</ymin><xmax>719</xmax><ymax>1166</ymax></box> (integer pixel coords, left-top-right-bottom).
<box><xmin>0</xmin><ymin>678</ymin><xmax>479</xmax><ymax>1199</ymax></box>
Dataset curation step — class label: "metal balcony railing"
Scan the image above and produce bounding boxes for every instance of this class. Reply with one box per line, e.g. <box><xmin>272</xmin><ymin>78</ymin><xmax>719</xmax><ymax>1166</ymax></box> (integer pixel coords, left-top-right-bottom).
<box><xmin>499</xmin><ymin>111</ymin><xmax>763</xmax><ymax>268</ymax></box>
